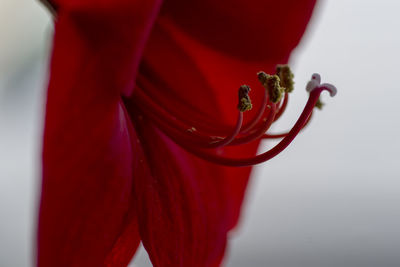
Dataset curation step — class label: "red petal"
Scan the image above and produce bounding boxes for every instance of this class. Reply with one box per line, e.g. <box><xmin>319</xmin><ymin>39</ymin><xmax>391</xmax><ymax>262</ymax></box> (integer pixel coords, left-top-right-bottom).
<box><xmin>37</xmin><ymin>0</ymin><xmax>161</xmax><ymax>264</ymax></box>
<box><xmin>39</xmin><ymin>0</ymin><xmax>317</xmax><ymax>265</ymax></box>
<box><xmin>127</xmin><ymin>112</ymin><xmax>231</xmax><ymax>266</ymax></box>
<box><xmin>162</xmin><ymin>0</ymin><xmax>317</xmax><ymax>61</ymax></box>
<box><xmin>128</xmin><ymin>1</ymin><xmax>317</xmax><ymax>265</ymax></box>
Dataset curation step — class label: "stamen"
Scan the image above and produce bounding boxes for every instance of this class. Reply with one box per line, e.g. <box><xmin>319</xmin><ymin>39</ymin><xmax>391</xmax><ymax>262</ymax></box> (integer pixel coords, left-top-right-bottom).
<box><xmin>131</xmin><ymin>70</ymin><xmax>336</xmax><ymax>167</ymax></box>
<box><xmin>230</xmin><ymin>104</ymin><xmax>276</xmax><ymax>145</ymax></box>
<box><xmin>133</xmin><ymin>86</ymin><xmax>246</xmax><ymax>148</ymax></box>
<box><xmin>240</xmin><ymin>85</ymin><xmax>268</xmax><ymax>134</ymax></box>
<box><xmin>236</xmin><ymin>72</ymin><xmax>285</xmax><ymax>140</ymax></box>
<box><xmin>257</xmin><ymin>72</ymin><xmax>284</xmax><ymax>103</ymax></box>
<box><xmin>173</xmin><ymin>85</ymin><xmax>335</xmax><ymax>166</ymax></box>
<box><xmin>276</xmin><ymin>65</ymin><xmax>294</xmax><ymax>93</ymax></box>
<box><xmin>263</xmin><ymin>112</ymin><xmax>313</xmax><ymax>139</ymax></box>
<box><xmin>209</xmin><ymin>112</ymin><xmax>243</xmax><ymax>147</ymax></box>
<box><xmin>273</xmin><ymin>92</ymin><xmax>289</xmax><ymax>122</ymax></box>
<box><xmin>272</xmin><ymin>65</ymin><xmax>294</xmax><ymax>121</ymax></box>
<box><xmin>237</xmin><ymin>85</ymin><xmax>253</xmax><ymax>112</ymax></box>
<box><xmin>263</xmin><ymin>73</ymin><xmax>336</xmax><ymax>139</ymax></box>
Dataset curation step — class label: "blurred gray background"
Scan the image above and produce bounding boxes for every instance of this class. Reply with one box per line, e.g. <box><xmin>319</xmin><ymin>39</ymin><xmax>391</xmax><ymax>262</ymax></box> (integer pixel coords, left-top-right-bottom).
<box><xmin>1</xmin><ymin>0</ymin><xmax>399</xmax><ymax>266</ymax></box>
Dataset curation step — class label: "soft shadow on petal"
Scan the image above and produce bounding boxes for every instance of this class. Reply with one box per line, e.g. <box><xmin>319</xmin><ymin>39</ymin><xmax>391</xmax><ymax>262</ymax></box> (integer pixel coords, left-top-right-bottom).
<box><xmin>126</xmin><ymin>108</ymin><xmax>229</xmax><ymax>266</ymax></box>
<box><xmin>38</xmin><ymin>0</ymin><xmax>162</xmax><ymax>264</ymax></box>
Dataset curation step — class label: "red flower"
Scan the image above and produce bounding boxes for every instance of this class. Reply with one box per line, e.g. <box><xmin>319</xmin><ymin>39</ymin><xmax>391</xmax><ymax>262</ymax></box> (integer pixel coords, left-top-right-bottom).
<box><xmin>37</xmin><ymin>0</ymin><xmax>335</xmax><ymax>266</ymax></box>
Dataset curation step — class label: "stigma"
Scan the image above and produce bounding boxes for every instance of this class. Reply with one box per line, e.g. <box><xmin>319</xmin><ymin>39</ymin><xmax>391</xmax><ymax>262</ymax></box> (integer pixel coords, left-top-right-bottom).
<box><xmin>131</xmin><ymin>65</ymin><xmax>336</xmax><ymax>167</ymax></box>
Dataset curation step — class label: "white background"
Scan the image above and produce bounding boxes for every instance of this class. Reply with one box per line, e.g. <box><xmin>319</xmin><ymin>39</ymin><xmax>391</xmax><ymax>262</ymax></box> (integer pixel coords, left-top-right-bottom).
<box><xmin>1</xmin><ymin>1</ymin><xmax>399</xmax><ymax>266</ymax></box>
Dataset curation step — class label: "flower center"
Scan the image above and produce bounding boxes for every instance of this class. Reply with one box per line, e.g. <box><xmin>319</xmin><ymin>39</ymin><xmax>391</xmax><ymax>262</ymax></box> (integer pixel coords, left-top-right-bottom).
<box><xmin>129</xmin><ymin>65</ymin><xmax>336</xmax><ymax>167</ymax></box>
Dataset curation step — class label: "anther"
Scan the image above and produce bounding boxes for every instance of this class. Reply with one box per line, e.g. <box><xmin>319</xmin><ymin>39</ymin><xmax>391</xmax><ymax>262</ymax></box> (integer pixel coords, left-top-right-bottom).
<box><xmin>257</xmin><ymin>72</ymin><xmax>284</xmax><ymax>103</ymax></box>
<box><xmin>315</xmin><ymin>98</ymin><xmax>324</xmax><ymax>110</ymax></box>
<box><xmin>276</xmin><ymin>65</ymin><xmax>294</xmax><ymax>93</ymax></box>
<box><xmin>238</xmin><ymin>85</ymin><xmax>253</xmax><ymax>112</ymax></box>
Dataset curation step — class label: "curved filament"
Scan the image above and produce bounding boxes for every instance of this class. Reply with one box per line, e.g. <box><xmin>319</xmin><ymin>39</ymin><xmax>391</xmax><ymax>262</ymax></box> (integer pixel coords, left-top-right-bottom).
<box><xmin>170</xmin><ymin>87</ymin><xmax>332</xmax><ymax>166</ymax></box>
<box><xmin>263</xmin><ymin>111</ymin><xmax>313</xmax><ymax>139</ymax></box>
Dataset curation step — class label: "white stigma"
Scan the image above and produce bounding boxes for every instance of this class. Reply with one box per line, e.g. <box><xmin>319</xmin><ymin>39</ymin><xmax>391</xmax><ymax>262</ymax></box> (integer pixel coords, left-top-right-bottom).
<box><xmin>306</xmin><ymin>73</ymin><xmax>337</xmax><ymax>97</ymax></box>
